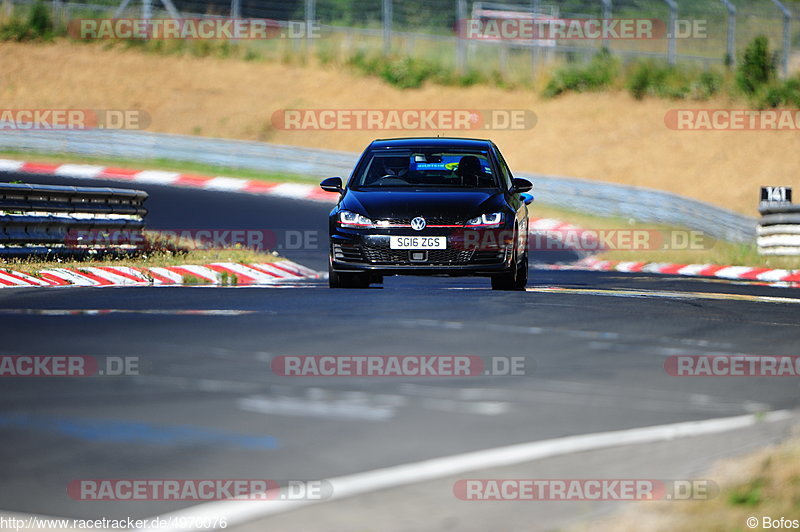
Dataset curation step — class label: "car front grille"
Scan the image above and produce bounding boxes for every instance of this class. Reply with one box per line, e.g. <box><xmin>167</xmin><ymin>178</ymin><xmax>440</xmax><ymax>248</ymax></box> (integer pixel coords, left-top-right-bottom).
<box><xmin>362</xmin><ymin>244</ymin><xmax>474</xmax><ymax>265</ymax></box>
<box><xmin>334</xmin><ymin>242</ymin><xmax>507</xmax><ymax>266</ymax></box>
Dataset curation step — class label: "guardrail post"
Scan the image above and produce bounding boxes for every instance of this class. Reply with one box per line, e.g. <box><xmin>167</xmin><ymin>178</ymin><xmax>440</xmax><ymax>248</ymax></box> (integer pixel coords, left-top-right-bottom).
<box><xmin>663</xmin><ymin>0</ymin><xmax>677</xmax><ymax>65</ymax></box>
<box><xmin>382</xmin><ymin>0</ymin><xmax>392</xmax><ymax>55</ymax></box>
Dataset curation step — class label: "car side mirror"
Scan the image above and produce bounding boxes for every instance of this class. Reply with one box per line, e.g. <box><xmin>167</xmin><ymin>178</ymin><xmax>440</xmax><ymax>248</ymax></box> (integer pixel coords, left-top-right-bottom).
<box><xmin>520</xmin><ymin>192</ymin><xmax>534</xmax><ymax>205</ymax></box>
<box><xmin>510</xmin><ymin>178</ymin><xmax>533</xmax><ymax>194</ymax></box>
<box><xmin>320</xmin><ymin>177</ymin><xmax>344</xmax><ymax>193</ymax></box>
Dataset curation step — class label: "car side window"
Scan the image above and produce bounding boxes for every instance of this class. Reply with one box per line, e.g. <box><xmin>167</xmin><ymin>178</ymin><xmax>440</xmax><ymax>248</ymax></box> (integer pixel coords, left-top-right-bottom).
<box><xmin>494</xmin><ymin>148</ymin><xmax>514</xmax><ymax>190</ymax></box>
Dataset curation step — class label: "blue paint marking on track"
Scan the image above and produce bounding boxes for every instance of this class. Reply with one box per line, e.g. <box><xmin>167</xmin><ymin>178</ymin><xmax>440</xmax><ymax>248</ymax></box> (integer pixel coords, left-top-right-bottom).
<box><xmin>0</xmin><ymin>414</ymin><xmax>277</xmax><ymax>450</ymax></box>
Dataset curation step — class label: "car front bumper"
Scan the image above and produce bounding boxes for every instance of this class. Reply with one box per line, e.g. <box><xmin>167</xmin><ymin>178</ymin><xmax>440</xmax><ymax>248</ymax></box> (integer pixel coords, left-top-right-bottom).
<box><xmin>329</xmin><ymin>229</ymin><xmax>515</xmax><ymax>276</ymax></box>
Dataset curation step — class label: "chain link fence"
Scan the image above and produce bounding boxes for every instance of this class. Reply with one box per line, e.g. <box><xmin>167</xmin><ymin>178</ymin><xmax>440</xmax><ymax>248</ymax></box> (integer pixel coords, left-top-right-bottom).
<box><xmin>6</xmin><ymin>0</ymin><xmax>799</xmax><ymax>77</ymax></box>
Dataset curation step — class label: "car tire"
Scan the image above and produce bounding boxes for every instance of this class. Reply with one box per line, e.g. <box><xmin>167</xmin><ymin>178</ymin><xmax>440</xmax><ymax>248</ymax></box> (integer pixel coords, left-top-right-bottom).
<box><xmin>514</xmin><ymin>251</ymin><xmax>528</xmax><ymax>290</ymax></box>
<box><xmin>491</xmin><ymin>252</ymin><xmax>517</xmax><ymax>291</ymax></box>
<box><xmin>492</xmin><ymin>248</ymin><xmax>527</xmax><ymax>291</ymax></box>
<box><xmin>328</xmin><ymin>261</ymin><xmax>342</xmax><ymax>288</ymax></box>
<box><xmin>329</xmin><ymin>262</ymin><xmax>371</xmax><ymax>289</ymax></box>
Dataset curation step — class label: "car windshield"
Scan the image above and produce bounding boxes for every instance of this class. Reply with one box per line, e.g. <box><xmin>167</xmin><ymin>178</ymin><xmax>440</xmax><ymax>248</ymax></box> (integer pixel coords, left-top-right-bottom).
<box><xmin>349</xmin><ymin>149</ymin><xmax>498</xmax><ymax>189</ymax></box>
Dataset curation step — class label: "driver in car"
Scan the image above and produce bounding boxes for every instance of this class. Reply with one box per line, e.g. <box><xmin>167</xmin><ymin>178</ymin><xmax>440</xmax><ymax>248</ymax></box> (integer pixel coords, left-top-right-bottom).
<box><xmin>383</xmin><ymin>156</ymin><xmax>410</xmax><ymax>178</ymax></box>
<box><xmin>364</xmin><ymin>156</ymin><xmax>410</xmax><ymax>185</ymax></box>
<box><xmin>455</xmin><ymin>155</ymin><xmax>489</xmax><ymax>187</ymax></box>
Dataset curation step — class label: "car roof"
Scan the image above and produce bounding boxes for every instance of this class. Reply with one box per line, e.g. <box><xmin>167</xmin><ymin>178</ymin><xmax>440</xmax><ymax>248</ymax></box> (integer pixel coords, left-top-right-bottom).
<box><xmin>369</xmin><ymin>137</ymin><xmax>495</xmax><ymax>150</ymax></box>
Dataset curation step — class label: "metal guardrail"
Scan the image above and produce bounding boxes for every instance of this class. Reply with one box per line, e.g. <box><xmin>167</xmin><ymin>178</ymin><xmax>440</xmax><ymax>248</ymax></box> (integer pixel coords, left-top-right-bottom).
<box><xmin>526</xmin><ymin>174</ymin><xmax>756</xmax><ymax>244</ymax></box>
<box><xmin>758</xmin><ymin>203</ymin><xmax>800</xmax><ymax>255</ymax></box>
<box><xmin>0</xmin><ymin>129</ymin><xmax>357</xmax><ymax>177</ymax></box>
<box><xmin>0</xmin><ymin>182</ymin><xmax>148</xmax><ymax>258</ymax></box>
<box><xmin>0</xmin><ymin>129</ymin><xmax>756</xmax><ymax>243</ymax></box>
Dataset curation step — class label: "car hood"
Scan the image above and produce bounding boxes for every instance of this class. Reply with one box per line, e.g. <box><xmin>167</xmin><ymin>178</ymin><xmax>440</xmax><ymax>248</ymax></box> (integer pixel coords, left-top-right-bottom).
<box><xmin>341</xmin><ymin>189</ymin><xmax>505</xmax><ymax>221</ymax></box>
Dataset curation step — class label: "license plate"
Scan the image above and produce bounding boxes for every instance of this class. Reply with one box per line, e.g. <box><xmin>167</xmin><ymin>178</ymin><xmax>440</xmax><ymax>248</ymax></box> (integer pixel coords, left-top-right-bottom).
<box><xmin>389</xmin><ymin>236</ymin><xmax>446</xmax><ymax>250</ymax></box>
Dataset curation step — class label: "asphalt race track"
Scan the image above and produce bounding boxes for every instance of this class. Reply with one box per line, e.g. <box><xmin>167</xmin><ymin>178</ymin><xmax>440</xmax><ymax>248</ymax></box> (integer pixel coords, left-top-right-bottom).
<box><xmin>0</xmin><ymin>173</ymin><xmax>799</xmax><ymax>529</ymax></box>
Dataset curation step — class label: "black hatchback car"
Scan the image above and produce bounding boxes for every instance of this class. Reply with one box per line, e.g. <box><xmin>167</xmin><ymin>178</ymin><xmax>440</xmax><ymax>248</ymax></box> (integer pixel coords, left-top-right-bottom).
<box><xmin>320</xmin><ymin>138</ymin><xmax>533</xmax><ymax>289</ymax></box>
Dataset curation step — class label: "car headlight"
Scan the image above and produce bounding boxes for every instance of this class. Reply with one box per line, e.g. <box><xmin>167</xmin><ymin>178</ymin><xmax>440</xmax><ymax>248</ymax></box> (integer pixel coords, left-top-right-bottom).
<box><xmin>339</xmin><ymin>210</ymin><xmax>374</xmax><ymax>228</ymax></box>
<box><xmin>466</xmin><ymin>212</ymin><xmax>504</xmax><ymax>228</ymax></box>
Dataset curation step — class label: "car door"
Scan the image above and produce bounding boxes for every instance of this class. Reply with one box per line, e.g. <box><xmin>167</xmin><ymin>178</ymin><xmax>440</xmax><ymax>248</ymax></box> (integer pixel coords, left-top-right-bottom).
<box><xmin>493</xmin><ymin>146</ymin><xmax>529</xmax><ymax>257</ymax></box>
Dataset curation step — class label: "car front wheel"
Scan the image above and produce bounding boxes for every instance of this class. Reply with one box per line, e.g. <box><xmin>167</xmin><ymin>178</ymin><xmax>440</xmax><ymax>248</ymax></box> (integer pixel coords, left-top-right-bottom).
<box><xmin>329</xmin><ymin>262</ymin><xmax>371</xmax><ymax>289</ymax></box>
<box><xmin>491</xmin><ymin>249</ymin><xmax>527</xmax><ymax>291</ymax></box>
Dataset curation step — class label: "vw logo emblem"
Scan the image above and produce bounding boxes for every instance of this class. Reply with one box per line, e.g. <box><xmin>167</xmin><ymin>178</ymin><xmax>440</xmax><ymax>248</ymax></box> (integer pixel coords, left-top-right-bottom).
<box><xmin>410</xmin><ymin>217</ymin><xmax>426</xmax><ymax>231</ymax></box>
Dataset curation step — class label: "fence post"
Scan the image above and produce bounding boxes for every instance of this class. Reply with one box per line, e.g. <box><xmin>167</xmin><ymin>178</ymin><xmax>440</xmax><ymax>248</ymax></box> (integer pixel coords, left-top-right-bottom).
<box><xmin>305</xmin><ymin>0</ymin><xmax>315</xmax><ymax>54</ymax></box>
<box><xmin>770</xmin><ymin>0</ymin><xmax>792</xmax><ymax>77</ymax></box>
<box><xmin>601</xmin><ymin>0</ymin><xmax>612</xmax><ymax>50</ymax></box>
<box><xmin>530</xmin><ymin>0</ymin><xmax>540</xmax><ymax>76</ymax></box>
<box><xmin>50</xmin><ymin>0</ymin><xmax>62</xmax><ymax>26</ymax></box>
<box><xmin>158</xmin><ymin>0</ymin><xmax>181</xmax><ymax>19</ymax></box>
<box><xmin>142</xmin><ymin>0</ymin><xmax>151</xmax><ymax>22</ymax></box>
<box><xmin>718</xmin><ymin>0</ymin><xmax>736</xmax><ymax>67</ymax></box>
<box><xmin>456</xmin><ymin>0</ymin><xmax>467</xmax><ymax>73</ymax></box>
<box><xmin>114</xmin><ymin>0</ymin><xmax>132</xmax><ymax>18</ymax></box>
<box><xmin>499</xmin><ymin>43</ymin><xmax>508</xmax><ymax>77</ymax></box>
<box><xmin>382</xmin><ymin>0</ymin><xmax>392</xmax><ymax>55</ymax></box>
<box><xmin>663</xmin><ymin>0</ymin><xmax>677</xmax><ymax>64</ymax></box>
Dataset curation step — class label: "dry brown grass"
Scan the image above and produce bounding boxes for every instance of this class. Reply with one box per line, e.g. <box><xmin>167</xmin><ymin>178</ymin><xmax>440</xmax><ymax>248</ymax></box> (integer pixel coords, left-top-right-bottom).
<box><xmin>570</xmin><ymin>427</ymin><xmax>800</xmax><ymax>532</ymax></box>
<box><xmin>1</xmin><ymin>40</ymin><xmax>798</xmax><ymax>217</ymax></box>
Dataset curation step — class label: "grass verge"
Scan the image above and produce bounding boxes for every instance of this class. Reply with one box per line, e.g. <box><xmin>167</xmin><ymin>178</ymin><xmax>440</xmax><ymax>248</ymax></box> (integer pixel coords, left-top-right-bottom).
<box><xmin>532</xmin><ymin>204</ymin><xmax>800</xmax><ymax>271</ymax></box>
<box><xmin>570</xmin><ymin>429</ymin><xmax>800</xmax><ymax>532</ymax></box>
<box><xmin>0</xmin><ymin>149</ymin><xmax>321</xmax><ymax>185</ymax></box>
<box><xmin>1</xmin><ymin>232</ymin><xmax>281</xmax><ymax>276</ymax></box>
